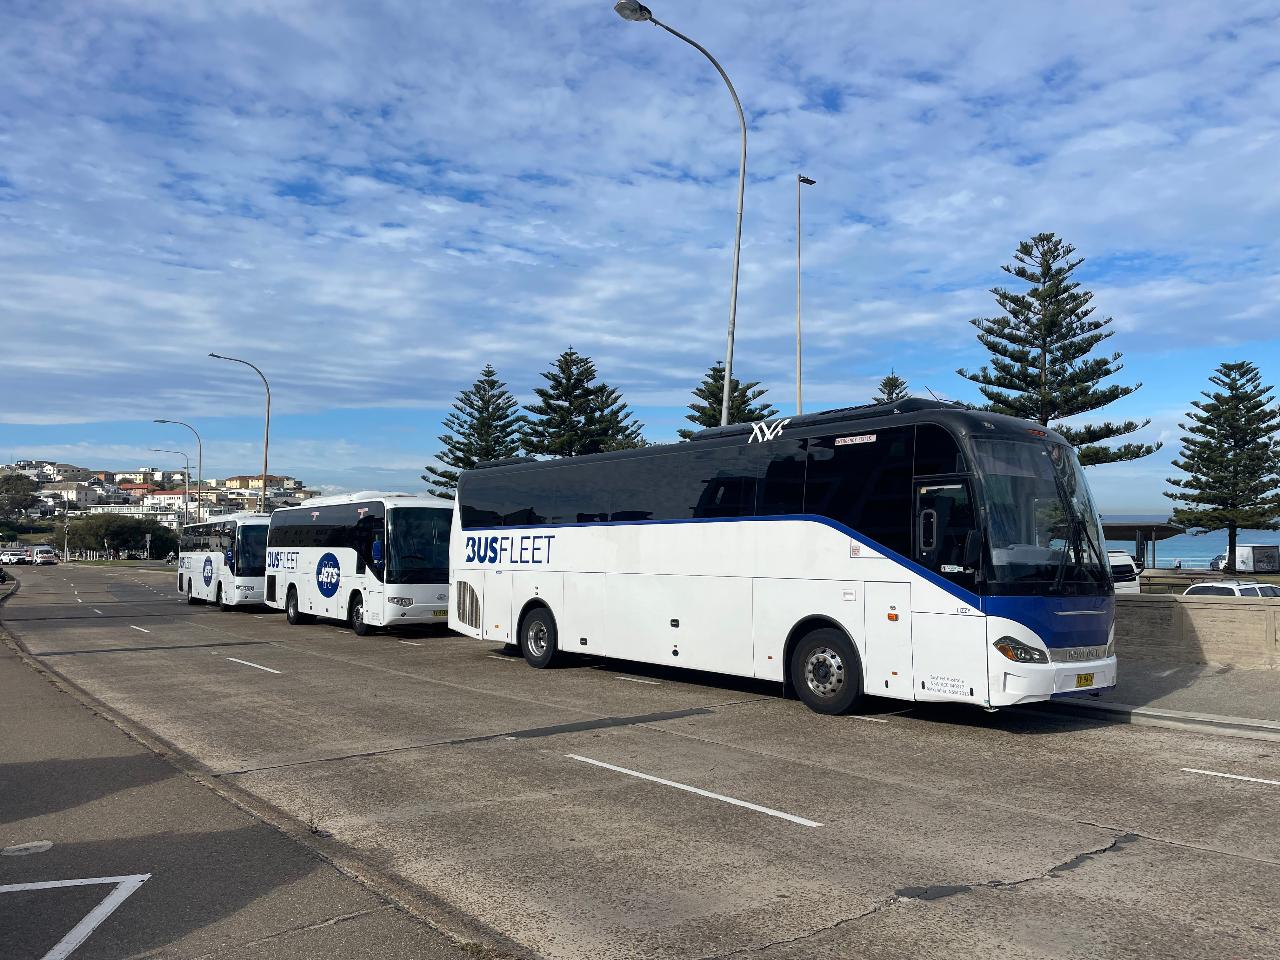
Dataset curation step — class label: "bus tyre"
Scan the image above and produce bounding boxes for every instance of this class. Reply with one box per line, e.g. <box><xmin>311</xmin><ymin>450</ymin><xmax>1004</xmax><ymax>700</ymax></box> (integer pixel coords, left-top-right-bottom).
<box><xmin>519</xmin><ymin>607</ymin><xmax>558</xmax><ymax>668</ymax></box>
<box><xmin>790</xmin><ymin>627</ymin><xmax>862</xmax><ymax>715</ymax></box>
<box><xmin>216</xmin><ymin>585</ymin><xmax>232</xmax><ymax>611</ymax></box>
<box><xmin>350</xmin><ymin>594</ymin><xmax>375</xmax><ymax>636</ymax></box>
<box><xmin>186</xmin><ymin>582</ymin><xmax>203</xmax><ymax>605</ymax></box>
<box><xmin>285</xmin><ymin>587</ymin><xmax>312</xmax><ymax>626</ymax></box>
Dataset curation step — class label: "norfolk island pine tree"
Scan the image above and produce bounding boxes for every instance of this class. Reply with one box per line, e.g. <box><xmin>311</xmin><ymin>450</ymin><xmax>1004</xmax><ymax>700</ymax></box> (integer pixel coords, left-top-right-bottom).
<box><xmin>423</xmin><ymin>364</ymin><xmax>523</xmax><ymax>499</ymax></box>
<box><xmin>677</xmin><ymin>363</ymin><xmax>778</xmax><ymax>440</ymax></box>
<box><xmin>522</xmin><ymin>347</ymin><xmax>645</xmax><ymax>457</ymax></box>
<box><xmin>875</xmin><ymin>370</ymin><xmax>910</xmax><ymax>404</ymax></box>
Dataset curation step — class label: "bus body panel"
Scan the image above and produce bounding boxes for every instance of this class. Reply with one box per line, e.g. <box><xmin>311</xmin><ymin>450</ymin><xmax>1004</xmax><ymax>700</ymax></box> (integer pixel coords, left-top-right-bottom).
<box><xmin>265</xmin><ymin>496</ymin><xmax>451</xmax><ymax>630</ymax></box>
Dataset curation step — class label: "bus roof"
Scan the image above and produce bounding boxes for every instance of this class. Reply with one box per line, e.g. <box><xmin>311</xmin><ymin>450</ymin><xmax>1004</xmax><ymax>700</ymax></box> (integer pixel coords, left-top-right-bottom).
<box><xmin>272</xmin><ymin>491</ymin><xmax>452</xmax><ymax>510</ymax></box>
<box><xmin>182</xmin><ymin>512</ymin><xmax>269</xmax><ymax>529</ymax></box>
<box><xmin>468</xmin><ymin>399</ymin><xmax>1071</xmax><ymax>477</ymax></box>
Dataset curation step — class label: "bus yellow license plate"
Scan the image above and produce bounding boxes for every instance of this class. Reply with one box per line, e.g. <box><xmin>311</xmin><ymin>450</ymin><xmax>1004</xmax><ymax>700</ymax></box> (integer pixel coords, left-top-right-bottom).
<box><xmin>1075</xmin><ymin>673</ymin><xmax>1094</xmax><ymax>688</ymax></box>
<box><xmin>432</xmin><ymin>610</ymin><xmax>448</xmax><ymax>617</ymax></box>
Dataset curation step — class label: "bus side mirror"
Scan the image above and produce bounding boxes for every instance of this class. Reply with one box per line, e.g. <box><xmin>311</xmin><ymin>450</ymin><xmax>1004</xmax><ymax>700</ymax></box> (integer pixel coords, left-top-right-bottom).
<box><xmin>225</xmin><ymin>549</ymin><xmax>234</xmax><ymax>569</ymax></box>
<box><xmin>372</xmin><ymin>540</ymin><xmax>384</xmax><ymax>568</ymax></box>
<box><xmin>963</xmin><ymin>530</ymin><xmax>982</xmax><ymax>568</ymax></box>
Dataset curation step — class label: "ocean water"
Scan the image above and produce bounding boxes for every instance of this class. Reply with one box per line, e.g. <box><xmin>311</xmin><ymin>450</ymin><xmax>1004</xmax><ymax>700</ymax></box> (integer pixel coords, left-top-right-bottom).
<box><xmin>1105</xmin><ymin>529</ymin><xmax>1280</xmax><ymax>569</ymax></box>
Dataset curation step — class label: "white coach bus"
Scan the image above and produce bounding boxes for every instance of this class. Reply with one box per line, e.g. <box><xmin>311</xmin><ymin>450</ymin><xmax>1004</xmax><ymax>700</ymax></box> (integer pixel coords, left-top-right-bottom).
<box><xmin>450</xmin><ymin>399</ymin><xmax>1117</xmax><ymax>714</ymax></box>
<box><xmin>265</xmin><ymin>492</ymin><xmax>452</xmax><ymax>635</ymax></box>
<box><xmin>178</xmin><ymin>513</ymin><xmax>270</xmax><ymax>609</ymax></box>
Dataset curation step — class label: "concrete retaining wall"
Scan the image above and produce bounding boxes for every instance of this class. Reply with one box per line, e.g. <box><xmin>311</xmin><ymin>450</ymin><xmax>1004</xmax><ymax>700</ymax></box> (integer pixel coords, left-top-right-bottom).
<box><xmin>1116</xmin><ymin>594</ymin><xmax>1280</xmax><ymax>668</ymax></box>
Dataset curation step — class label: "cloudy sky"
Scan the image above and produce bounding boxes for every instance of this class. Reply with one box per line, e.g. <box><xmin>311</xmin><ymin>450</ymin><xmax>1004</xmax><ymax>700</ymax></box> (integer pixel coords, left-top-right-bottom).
<box><xmin>1</xmin><ymin>0</ymin><xmax>1277</xmax><ymax>509</ymax></box>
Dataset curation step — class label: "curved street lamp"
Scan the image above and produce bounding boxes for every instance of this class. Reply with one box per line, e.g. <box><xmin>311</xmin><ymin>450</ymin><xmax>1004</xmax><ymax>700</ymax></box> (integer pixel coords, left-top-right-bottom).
<box><xmin>614</xmin><ymin>0</ymin><xmax>747</xmax><ymax>428</ymax></box>
<box><xmin>151</xmin><ymin>448</ymin><xmax>191</xmax><ymax>526</ymax></box>
<box><xmin>209</xmin><ymin>353</ymin><xmax>271</xmax><ymax>513</ymax></box>
<box><xmin>154</xmin><ymin>419</ymin><xmax>203</xmax><ymax>522</ymax></box>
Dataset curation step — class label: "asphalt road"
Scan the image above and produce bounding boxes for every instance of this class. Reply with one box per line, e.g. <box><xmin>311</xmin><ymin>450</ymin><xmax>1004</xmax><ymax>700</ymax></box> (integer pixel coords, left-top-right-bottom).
<box><xmin>4</xmin><ymin>564</ymin><xmax>1279</xmax><ymax>960</ymax></box>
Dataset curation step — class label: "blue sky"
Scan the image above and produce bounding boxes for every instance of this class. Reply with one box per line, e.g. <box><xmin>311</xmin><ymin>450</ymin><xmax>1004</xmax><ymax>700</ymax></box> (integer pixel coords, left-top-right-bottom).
<box><xmin>1</xmin><ymin>1</ymin><xmax>1277</xmax><ymax>509</ymax></box>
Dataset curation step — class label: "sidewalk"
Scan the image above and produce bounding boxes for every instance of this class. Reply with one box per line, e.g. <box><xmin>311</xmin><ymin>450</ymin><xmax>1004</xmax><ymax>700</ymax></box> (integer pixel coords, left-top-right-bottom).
<box><xmin>0</xmin><ymin>594</ymin><xmax>514</xmax><ymax>959</ymax></box>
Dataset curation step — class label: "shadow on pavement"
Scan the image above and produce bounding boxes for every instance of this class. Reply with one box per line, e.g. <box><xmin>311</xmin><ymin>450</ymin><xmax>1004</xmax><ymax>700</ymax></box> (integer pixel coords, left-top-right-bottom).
<box><xmin>0</xmin><ymin>754</ymin><xmax>174</xmax><ymax>825</ymax></box>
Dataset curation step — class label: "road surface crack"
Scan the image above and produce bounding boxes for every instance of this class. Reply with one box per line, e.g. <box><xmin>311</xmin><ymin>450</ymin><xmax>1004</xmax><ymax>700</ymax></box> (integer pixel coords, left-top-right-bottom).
<box><xmin>180</xmin><ymin>906</ymin><xmax>393</xmax><ymax>959</ymax></box>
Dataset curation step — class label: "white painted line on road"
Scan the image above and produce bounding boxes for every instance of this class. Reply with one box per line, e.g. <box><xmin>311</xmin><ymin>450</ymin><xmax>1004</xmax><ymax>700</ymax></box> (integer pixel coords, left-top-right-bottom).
<box><xmin>615</xmin><ymin>676</ymin><xmax>661</xmax><ymax>685</ymax></box>
<box><xmin>129</xmin><ymin>625</ymin><xmax>150</xmax><ymax>634</ymax></box>
<box><xmin>226</xmin><ymin>657</ymin><xmax>282</xmax><ymax>675</ymax></box>
<box><xmin>486</xmin><ymin>655</ymin><xmax>517</xmax><ymax>663</ymax></box>
<box><xmin>847</xmin><ymin>715</ymin><xmax>890</xmax><ymax>723</ymax></box>
<box><xmin>567</xmin><ymin>754</ymin><xmax>823</xmax><ymax>828</ymax></box>
<box><xmin>93</xmin><ymin>609</ymin><xmax>103</xmax><ymax>615</ymax></box>
<box><xmin>399</xmin><ymin>640</ymin><xmax>422</xmax><ymax>646</ymax></box>
<box><xmin>0</xmin><ymin>873</ymin><xmax>150</xmax><ymax>960</ymax></box>
<box><xmin>1182</xmin><ymin>767</ymin><xmax>1280</xmax><ymax>787</ymax></box>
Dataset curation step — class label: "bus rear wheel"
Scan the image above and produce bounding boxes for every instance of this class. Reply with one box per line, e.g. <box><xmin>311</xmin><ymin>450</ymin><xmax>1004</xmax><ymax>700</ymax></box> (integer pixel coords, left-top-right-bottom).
<box><xmin>349</xmin><ymin>594</ymin><xmax>375</xmax><ymax>636</ymax></box>
<box><xmin>285</xmin><ymin>586</ymin><xmax>312</xmax><ymax>625</ymax></box>
<box><xmin>790</xmin><ymin>627</ymin><xmax>862</xmax><ymax>715</ymax></box>
<box><xmin>216</xmin><ymin>584</ymin><xmax>232</xmax><ymax>611</ymax></box>
<box><xmin>519</xmin><ymin>607</ymin><xmax>558</xmax><ymax>668</ymax></box>
<box><xmin>186</xmin><ymin>581</ymin><xmax>203</xmax><ymax>605</ymax></box>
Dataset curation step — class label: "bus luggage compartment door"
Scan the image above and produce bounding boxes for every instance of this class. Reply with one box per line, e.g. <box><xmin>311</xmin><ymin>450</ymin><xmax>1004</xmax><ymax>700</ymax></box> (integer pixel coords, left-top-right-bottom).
<box><xmin>483</xmin><ymin>570</ymin><xmax>514</xmax><ymax>643</ymax></box>
<box><xmin>863</xmin><ymin>582</ymin><xmax>913</xmax><ymax>699</ymax></box>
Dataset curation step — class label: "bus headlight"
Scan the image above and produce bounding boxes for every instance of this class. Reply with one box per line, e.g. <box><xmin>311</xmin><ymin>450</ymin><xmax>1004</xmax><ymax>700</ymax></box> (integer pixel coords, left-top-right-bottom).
<box><xmin>388</xmin><ymin>596</ymin><xmax>413</xmax><ymax>607</ymax></box>
<box><xmin>993</xmin><ymin>637</ymin><xmax>1049</xmax><ymax>664</ymax></box>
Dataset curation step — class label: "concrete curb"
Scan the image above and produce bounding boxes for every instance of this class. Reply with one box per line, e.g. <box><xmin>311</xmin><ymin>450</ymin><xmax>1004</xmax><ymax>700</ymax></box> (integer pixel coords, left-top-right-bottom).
<box><xmin>1030</xmin><ymin>697</ymin><xmax>1280</xmax><ymax>743</ymax></box>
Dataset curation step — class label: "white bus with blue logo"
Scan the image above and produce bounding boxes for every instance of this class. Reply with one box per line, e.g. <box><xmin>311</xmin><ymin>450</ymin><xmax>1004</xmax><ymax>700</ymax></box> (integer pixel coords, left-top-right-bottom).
<box><xmin>178</xmin><ymin>513</ymin><xmax>271</xmax><ymax>610</ymax></box>
<box><xmin>449</xmin><ymin>399</ymin><xmax>1117</xmax><ymax>714</ymax></box>
<box><xmin>265</xmin><ymin>492</ymin><xmax>452</xmax><ymax>635</ymax></box>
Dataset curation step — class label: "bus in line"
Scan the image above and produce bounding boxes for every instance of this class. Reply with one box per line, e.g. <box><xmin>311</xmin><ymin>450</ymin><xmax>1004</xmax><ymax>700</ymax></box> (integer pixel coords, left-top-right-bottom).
<box><xmin>449</xmin><ymin>399</ymin><xmax>1116</xmax><ymax>714</ymax></box>
<box><xmin>178</xmin><ymin>513</ymin><xmax>270</xmax><ymax>609</ymax></box>
<box><xmin>265</xmin><ymin>492</ymin><xmax>452</xmax><ymax>635</ymax></box>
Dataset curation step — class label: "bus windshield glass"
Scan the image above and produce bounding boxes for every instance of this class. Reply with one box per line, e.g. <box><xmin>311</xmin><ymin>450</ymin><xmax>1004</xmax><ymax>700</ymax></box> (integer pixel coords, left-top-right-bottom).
<box><xmin>237</xmin><ymin>525</ymin><xmax>268</xmax><ymax>578</ymax></box>
<box><xmin>973</xmin><ymin>438</ymin><xmax>1109</xmax><ymax>594</ymax></box>
<box><xmin>386</xmin><ymin>508</ymin><xmax>449</xmax><ymax>585</ymax></box>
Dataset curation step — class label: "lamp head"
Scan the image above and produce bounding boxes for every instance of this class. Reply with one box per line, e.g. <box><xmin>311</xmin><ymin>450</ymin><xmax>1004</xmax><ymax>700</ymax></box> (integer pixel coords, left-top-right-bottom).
<box><xmin>799</xmin><ymin>175</ymin><xmax>816</xmax><ymax>185</ymax></box>
<box><xmin>614</xmin><ymin>1</ymin><xmax>653</xmax><ymax>22</ymax></box>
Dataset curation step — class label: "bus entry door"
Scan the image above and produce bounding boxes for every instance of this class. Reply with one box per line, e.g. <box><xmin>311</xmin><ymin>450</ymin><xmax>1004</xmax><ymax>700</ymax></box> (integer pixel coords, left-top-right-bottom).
<box><xmin>863</xmin><ymin>582</ymin><xmax>913</xmax><ymax>699</ymax></box>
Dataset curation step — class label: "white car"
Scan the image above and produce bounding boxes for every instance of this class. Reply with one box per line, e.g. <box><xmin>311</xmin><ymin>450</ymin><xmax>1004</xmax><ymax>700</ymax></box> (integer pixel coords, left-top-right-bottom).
<box><xmin>1184</xmin><ymin>580</ymin><xmax>1280</xmax><ymax>598</ymax></box>
<box><xmin>0</xmin><ymin>551</ymin><xmax>28</xmax><ymax>565</ymax></box>
<box><xmin>1108</xmin><ymin>551</ymin><xmax>1141</xmax><ymax>594</ymax></box>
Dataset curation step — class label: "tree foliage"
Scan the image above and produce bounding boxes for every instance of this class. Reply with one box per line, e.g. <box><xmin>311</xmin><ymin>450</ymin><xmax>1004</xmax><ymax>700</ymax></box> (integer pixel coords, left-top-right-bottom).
<box><xmin>1165</xmin><ymin>361</ymin><xmax>1280</xmax><ymax>573</ymax></box>
<box><xmin>678</xmin><ymin>363</ymin><xmax>777</xmax><ymax>440</ymax></box>
<box><xmin>66</xmin><ymin>514</ymin><xmax>178</xmax><ymax>557</ymax></box>
<box><xmin>874</xmin><ymin>370</ymin><xmax>910</xmax><ymax>404</ymax></box>
<box><xmin>522</xmin><ymin>348</ymin><xmax>645</xmax><ymax>456</ymax></box>
<box><xmin>956</xmin><ymin>232</ymin><xmax>1160</xmax><ymax>465</ymax></box>
<box><xmin>423</xmin><ymin>364</ymin><xmax>523</xmax><ymax>499</ymax></box>
<box><xmin>0</xmin><ymin>475</ymin><xmax>39</xmax><ymax>521</ymax></box>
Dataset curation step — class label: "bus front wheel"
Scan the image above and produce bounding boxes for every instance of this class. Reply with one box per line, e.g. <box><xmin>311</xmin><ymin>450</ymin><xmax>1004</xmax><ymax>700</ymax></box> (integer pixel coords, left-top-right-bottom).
<box><xmin>519</xmin><ymin>607</ymin><xmax>558</xmax><ymax>668</ymax></box>
<box><xmin>285</xmin><ymin>587</ymin><xmax>312</xmax><ymax>626</ymax></box>
<box><xmin>790</xmin><ymin>627</ymin><xmax>862</xmax><ymax>715</ymax></box>
<box><xmin>349</xmin><ymin>594</ymin><xmax>375</xmax><ymax>636</ymax></box>
<box><xmin>216</xmin><ymin>584</ymin><xmax>232</xmax><ymax>612</ymax></box>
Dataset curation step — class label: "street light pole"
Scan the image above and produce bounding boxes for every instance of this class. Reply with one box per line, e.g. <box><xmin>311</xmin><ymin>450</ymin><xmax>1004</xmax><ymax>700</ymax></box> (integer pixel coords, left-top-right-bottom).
<box><xmin>796</xmin><ymin>174</ymin><xmax>815</xmax><ymax>415</ymax></box>
<box><xmin>154</xmin><ymin>419</ymin><xmax>203</xmax><ymax>522</ymax></box>
<box><xmin>209</xmin><ymin>353</ymin><xmax>271</xmax><ymax>513</ymax></box>
<box><xmin>152</xmin><ymin>449</ymin><xmax>191</xmax><ymax>526</ymax></box>
<box><xmin>614</xmin><ymin>0</ymin><xmax>746</xmax><ymax>428</ymax></box>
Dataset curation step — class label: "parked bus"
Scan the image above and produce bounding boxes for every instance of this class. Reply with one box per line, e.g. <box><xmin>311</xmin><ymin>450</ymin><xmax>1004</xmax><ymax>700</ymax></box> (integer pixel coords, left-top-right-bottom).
<box><xmin>178</xmin><ymin>513</ymin><xmax>270</xmax><ymax>609</ymax></box>
<box><xmin>265</xmin><ymin>492</ymin><xmax>452</xmax><ymax>635</ymax></box>
<box><xmin>450</xmin><ymin>399</ymin><xmax>1116</xmax><ymax>714</ymax></box>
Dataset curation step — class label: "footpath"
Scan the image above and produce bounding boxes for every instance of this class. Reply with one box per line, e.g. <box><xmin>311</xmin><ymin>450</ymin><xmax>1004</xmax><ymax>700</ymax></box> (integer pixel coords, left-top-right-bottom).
<box><xmin>0</xmin><ymin>577</ymin><xmax>515</xmax><ymax>960</ymax></box>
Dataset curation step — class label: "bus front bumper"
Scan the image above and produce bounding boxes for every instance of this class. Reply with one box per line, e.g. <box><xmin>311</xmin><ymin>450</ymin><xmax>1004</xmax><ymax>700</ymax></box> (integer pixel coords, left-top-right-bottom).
<box><xmin>388</xmin><ymin>603</ymin><xmax>449</xmax><ymax>623</ymax></box>
<box><xmin>991</xmin><ymin>655</ymin><xmax>1118</xmax><ymax>707</ymax></box>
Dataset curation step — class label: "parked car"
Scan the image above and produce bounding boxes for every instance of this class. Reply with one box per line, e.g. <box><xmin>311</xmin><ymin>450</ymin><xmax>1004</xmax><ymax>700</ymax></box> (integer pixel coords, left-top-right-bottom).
<box><xmin>0</xmin><ymin>550</ymin><xmax>29</xmax><ymax>565</ymax></box>
<box><xmin>1108</xmin><ymin>550</ymin><xmax>1141</xmax><ymax>594</ymax></box>
<box><xmin>1209</xmin><ymin>554</ymin><xmax>1226</xmax><ymax>572</ymax></box>
<box><xmin>1184</xmin><ymin>581</ymin><xmax>1280</xmax><ymax>597</ymax></box>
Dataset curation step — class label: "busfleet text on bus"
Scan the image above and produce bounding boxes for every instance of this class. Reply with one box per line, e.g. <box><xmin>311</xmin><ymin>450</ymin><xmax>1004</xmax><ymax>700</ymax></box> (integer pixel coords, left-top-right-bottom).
<box><xmin>264</xmin><ymin>492</ymin><xmax>452</xmax><ymax>635</ymax></box>
<box><xmin>178</xmin><ymin>513</ymin><xmax>270</xmax><ymax>609</ymax></box>
<box><xmin>449</xmin><ymin>399</ymin><xmax>1116</xmax><ymax>714</ymax></box>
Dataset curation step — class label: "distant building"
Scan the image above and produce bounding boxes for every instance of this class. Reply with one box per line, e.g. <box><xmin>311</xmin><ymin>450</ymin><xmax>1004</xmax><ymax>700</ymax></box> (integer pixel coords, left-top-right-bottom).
<box><xmin>39</xmin><ymin>481</ymin><xmax>101</xmax><ymax>508</ymax></box>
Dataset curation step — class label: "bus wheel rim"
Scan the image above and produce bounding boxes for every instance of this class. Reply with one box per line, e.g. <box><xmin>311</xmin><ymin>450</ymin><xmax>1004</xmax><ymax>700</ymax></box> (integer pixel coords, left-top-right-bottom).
<box><xmin>353</xmin><ymin>601</ymin><xmax>362</xmax><ymax>624</ymax></box>
<box><xmin>526</xmin><ymin>621</ymin><xmax>548</xmax><ymax>658</ymax></box>
<box><xmin>805</xmin><ymin>646</ymin><xmax>845</xmax><ymax>698</ymax></box>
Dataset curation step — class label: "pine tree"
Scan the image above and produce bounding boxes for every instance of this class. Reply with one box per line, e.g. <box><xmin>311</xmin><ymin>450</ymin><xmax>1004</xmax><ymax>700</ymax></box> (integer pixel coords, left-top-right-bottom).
<box><xmin>422</xmin><ymin>363</ymin><xmax>523</xmax><ymax>499</ymax></box>
<box><xmin>522</xmin><ymin>348</ymin><xmax>646</xmax><ymax>457</ymax></box>
<box><xmin>677</xmin><ymin>363</ymin><xmax>778</xmax><ymax>440</ymax></box>
<box><xmin>1165</xmin><ymin>361</ymin><xmax>1280</xmax><ymax>574</ymax></box>
<box><xmin>875</xmin><ymin>370</ymin><xmax>910</xmax><ymax>404</ymax></box>
<box><xmin>956</xmin><ymin>232</ymin><xmax>1160</xmax><ymax>466</ymax></box>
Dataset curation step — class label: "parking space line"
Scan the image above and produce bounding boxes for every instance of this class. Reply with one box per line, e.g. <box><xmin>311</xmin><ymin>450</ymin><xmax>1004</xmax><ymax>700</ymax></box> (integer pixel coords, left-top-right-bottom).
<box><xmin>399</xmin><ymin>641</ymin><xmax>422</xmax><ymax>646</ymax></box>
<box><xmin>1182</xmin><ymin>767</ymin><xmax>1280</xmax><ymax>786</ymax></box>
<box><xmin>227</xmin><ymin>657</ymin><xmax>282</xmax><ymax>675</ymax></box>
<box><xmin>0</xmin><ymin>873</ymin><xmax>151</xmax><ymax>960</ymax></box>
<box><xmin>567</xmin><ymin>754</ymin><xmax>823</xmax><ymax>828</ymax></box>
<box><xmin>486</xmin><ymin>655</ymin><xmax>517</xmax><ymax>663</ymax></box>
<box><xmin>615</xmin><ymin>676</ymin><xmax>661</xmax><ymax>685</ymax></box>
<box><xmin>93</xmin><ymin>609</ymin><xmax>103</xmax><ymax>615</ymax></box>
<box><xmin>129</xmin><ymin>625</ymin><xmax>150</xmax><ymax>633</ymax></box>
<box><xmin>848</xmin><ymin>715</ymin><xmax>890</xmax><ymax>723</ymax></box>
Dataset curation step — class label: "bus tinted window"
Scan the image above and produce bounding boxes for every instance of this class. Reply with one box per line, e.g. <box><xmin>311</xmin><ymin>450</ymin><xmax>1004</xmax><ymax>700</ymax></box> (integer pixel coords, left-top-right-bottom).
<box><xmin>805</xmin><ymin>427</ymin><xmax>914</xmax><ymax>555</ymax></box>
<box><xmin>755</xmin><ymin>439</ymin><xmax>806</xmax><ymax>516</ymax></box>
<box><xmin>386</xmin><ymin>507</ymin><xmax>450</xmax><ymax>584</ymax></box>
<box><xmin>915</xmin><ymin>423</ymin><xmax>966</xmax><ymax>476</ymax></box>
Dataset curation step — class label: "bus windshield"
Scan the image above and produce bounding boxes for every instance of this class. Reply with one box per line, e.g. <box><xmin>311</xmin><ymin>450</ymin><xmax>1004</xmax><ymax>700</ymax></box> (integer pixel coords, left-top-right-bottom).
<box><xmin>973</xmin><ymin>438</ymin><xmax>1109</xmax><ymax>594</ymax></box>
<box><xmin>237</xmin><ymin>525</ymin><xmax>268</xmax><ymax>578</ymax></box>
<box><xmin>386</xmin><ymin>508</ymin><xmax>449</xmax><ymax>585</ymax></box>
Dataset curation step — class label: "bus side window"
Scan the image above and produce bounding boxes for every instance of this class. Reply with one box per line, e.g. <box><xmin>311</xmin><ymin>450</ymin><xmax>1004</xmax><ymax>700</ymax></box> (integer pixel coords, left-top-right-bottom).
<box><xmin>916</xmin><ymin>481</ymin><xmax>977</xmax><ymax>587</ymax></box>
<box><xmin>755</xmin><ymin>439</ymin><xmax>806</xmax><ymax>517</ymax></box>
<box><xmin>915</xmin><ymin>423</ymin><xmax>967</xmax><ymax>476</ymax></box>
<box><xmin>804</xmin><ymin>428</ymin><xmax>914</xmax><ymax>556</ymax></box>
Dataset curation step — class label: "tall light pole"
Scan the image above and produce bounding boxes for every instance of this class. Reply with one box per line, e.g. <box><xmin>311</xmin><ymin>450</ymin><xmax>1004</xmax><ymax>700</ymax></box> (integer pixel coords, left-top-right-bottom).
<box><xmin>209</xmin><ymin>353</ymin><xmax>271</xmax><ymax>513</ymax></box>
<box><xmin>614</xmin><ymin>0</ymin><xmax>746</xmax><ymax>428</ymax></box>
<box><xmin>796</xmin><ymin>174</ymin><xmax>816</xmax><ymax>415</ymax></box>
<box><xmin>154</xmin><ymin>419</ymin><xmax>203</xmax><ymax>522</ymax></box>
<box><xmin>152</xmin><ymin>449</ymin><xmax>191</xmax><ymax>526</ymax></box>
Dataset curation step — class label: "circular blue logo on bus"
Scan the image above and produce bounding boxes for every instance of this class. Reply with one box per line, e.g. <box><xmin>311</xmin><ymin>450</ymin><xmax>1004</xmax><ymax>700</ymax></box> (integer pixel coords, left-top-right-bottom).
<box><xmin>202</xmin><ymin>556</ymin><xmax>214</xmax><ymax>587</ymax></box>
<box><xmin>316</xmin><ymin>552</ymin><xmax>341</xmax><ymax>598</ymax></box>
